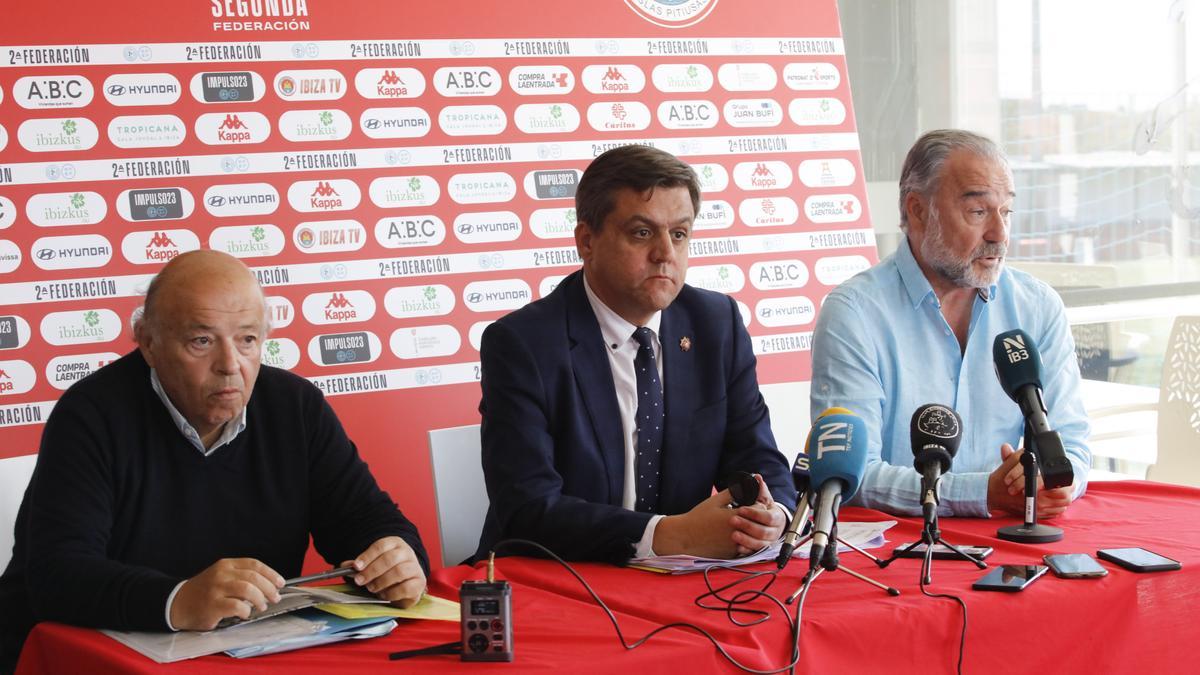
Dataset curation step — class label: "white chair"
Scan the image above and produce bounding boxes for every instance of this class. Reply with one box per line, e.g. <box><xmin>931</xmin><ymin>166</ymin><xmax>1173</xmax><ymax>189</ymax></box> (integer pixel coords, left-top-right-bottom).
<box><xmin>0</xmin><ymin>454</ymin><xmax>37</xmax><ymax>571</ymax></box>
<box><xmin>427</xmin><ymin>424</ymin><xmax>487</xmax><ymax>568</ymax></box>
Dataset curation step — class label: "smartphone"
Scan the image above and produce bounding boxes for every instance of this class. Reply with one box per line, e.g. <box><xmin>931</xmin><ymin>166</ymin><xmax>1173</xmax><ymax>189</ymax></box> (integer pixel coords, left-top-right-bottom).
<box><xmin>1097</xmin><ymin>547</ymin><xmax>1182</xmax><ymax>573</ymax></box>
<box><xmin>1044</xmin><ymin>553</ymin><xmax>1107</xmax><ymax>578</ymax></box>
<box><xmin>972</xmin><ymin>564</ymin><xmax>1048</xmax><ymax>592</ymax></box>
<box><xmin>893</xmin><ymin>543</ymin><xmax>994</xmax><ymax>560</ymax></box>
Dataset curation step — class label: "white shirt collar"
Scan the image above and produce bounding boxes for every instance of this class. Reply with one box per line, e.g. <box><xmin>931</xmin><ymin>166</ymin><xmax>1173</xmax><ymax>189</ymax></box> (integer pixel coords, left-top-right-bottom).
<box><xmin>149</xmin><ymin>368</ymin><xmax>248</xmax><ymax>456</ymax></box>
<box><xmin>582</xmin><ymin>274</ymin><xmax>662</xmax><ymax>349</ymax></box>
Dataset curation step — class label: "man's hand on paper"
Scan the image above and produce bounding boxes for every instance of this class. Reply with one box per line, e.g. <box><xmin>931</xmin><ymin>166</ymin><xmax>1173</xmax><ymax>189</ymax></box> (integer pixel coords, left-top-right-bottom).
<box><xmin>343</xmin><ymin>536</ymin><xmax>427</xmax><ymax>608</ymax></box>
<box><xmin>170</xmin><ymin>558</ymin><xmax>285</xmax><ymax>631</ymax></box>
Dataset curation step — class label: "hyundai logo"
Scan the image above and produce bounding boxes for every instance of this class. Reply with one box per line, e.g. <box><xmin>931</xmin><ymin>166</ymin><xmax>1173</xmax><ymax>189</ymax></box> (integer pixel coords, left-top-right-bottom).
<box><xmin>458</xmin><ymin>224</ymin><xmax>473</xmax><ymax>234</ymax></box>
<box><xmin>106</xmin><ymin>84</ymin><xmax>126</xmax><ymax>96</ymax></box>
<box><xmin>363</xmin><ymin>118</ymin><xmax>381</xmax><ymax>129</ymax></box>
<box><xmin>467</xmin><ymin>293</ymin><xmax>483</xmax><ymax>303</ymax></box>
<box><xmin>36</xmin><ymin>248</ymin><xmax>56</xmax><ymax>260</ymax></box>
<box><xmin>207</xmin><ymin>195</ymin><xmax>226</xmax><ymax>207</ymax></box>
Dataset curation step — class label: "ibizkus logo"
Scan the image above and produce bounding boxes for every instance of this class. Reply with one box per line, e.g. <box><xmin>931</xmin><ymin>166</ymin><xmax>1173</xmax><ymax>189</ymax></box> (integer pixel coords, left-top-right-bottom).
<box><xmin>651</xmin><ymin>64</ymin><xmax>713</xmax><ymax>93</ymax></box>
<box><xmin>0</xmin><ymin>315</ymin><xmax>32</xmax><ymax>350</ymax></box>
<box><xmin>529</xmin><ymin>207</ymin><xmax>575</xmax><ymax>240</ymax></box>
<box><xmin>815</xmin><ymin>255</ymin><xmax>870</xmax><ymax>286</ymax></box>
<box><xmin>355</xmin><ymin>68</ymin><xmax>427</xmax><ymax>99</ymax></box>
<box><xmin>374</xmin><ymin>215</ymin><xmax>446</xmax><ymax>249</ymax></box>
<box><xmin>694</xmin><ymin>200</ymin><xmax>733</xmax><ymax>230</ymax></box>
<box><xmin>804</xmin><ymin>194</ymin><xmax>861</xmax><ymax>223</ymax></box>
<box><xmin>581</xmin><ymin>65</ymin><xmax>645</xmax><ymax>94</ymax></box>
<box><xmin>788</xmin><ymin>97</ymin><xmax>846</xmax><ymax>126</ymax></box>
<box><xmin>0</xmin><ymin>240</ymin><xmax>20</xmax><ymax>274</ymax></box>
<box><xmin>117</xmin><ymin>187</ymin><xmax>194</xmax><ymax>222</ymax></box>
<box><xmin>45</xmin><ymin>352</ymin><xmax>119</xmax><ymax>390</ymax></box>
<box><xmin>686</xmin><ymin>264</ymin><xmax>745</xmax><ymax>293</ymax></box>
<box><xmin>303</xmin><ymin>290</ymin><xmax>376</xmax><ymax>324</ymax></box>
<box><xmin>27</xmin><ymin>191</ymin><xmax>107</xmax><ymax>227</ymax></box>
<box><xmin>274</xmin><ymin>69</ymin><xmax>346</xmax><ymax>101</ymax></box>
<box><xmin>438</xmin><ymin>105</ymin><xmax>507</xmax><ymax>136</ymax></box>
<box><xmin>108</xmin><ymin>114</ymin><xmax>187</xmax><ymax>149</ymax></box>
<box><xmin>31</xmin><ymin>234</ymin><xmax>112</xmax><ymax>270</ymax></box>
<box><xmin>359</xmin><ymin>107</ymin><xmax>430</xmax><ymax>139</ymax></box>
<box><xmin>463</xmin><ymin>279</ymin><xmax>532</xmax><ymax>313</ymax></box>
<box><xmin>723</xmin><ymin>98</ymin><xmax>783</xmax><ymax>127</ymax></box>
<box><xmin>18</xmin><ymin>117</ymin><xmax>99</xmax><ymax>152</ymax></box>
<box><xmin>15</xmin><ymin>75</ymin><xmax>94</xmax><ymax>109</ymax></box>
<box><xmin>204</xmin><ymin>183</ymin><xmax>279</xmax><ymax>217</ymax></box>
<box><xmin>739</xmin><ymin>197</ymin><xmax>799</xmax><ymax>228</ymax></box>
<box><xmin>209</xmin><ymin>224</ymin><xmax>285</xmax><ymax>259</ymax></box>
<box><xmin>265</xmin><ymin>295</ymin><xmax>295</xmax><ymax>328</ymax></box>
<box><xmin>624</xmin><ymin>0</ymin><xmax>720</xmax><ymax>28</ymax></box>
<box><xmin>523</xmin><ymin>170</ymin><xmax>580</xmax><ymax>200</ymax></box>
<box><xmin>103</xmin><ymin>73</ymin><xmax>181</xmax><ymax>106</ymax></box>
<box><xmin>454</xmin><ymin>211</ymin><xmax>522</xmax><ymax>244</ymax></box>
<box><xmin>448</xmin><ymin>172</ymin><xmax>516</xmax><ymax>205</ymax></box>
<box><xmin>288</xmin><ymin>179</ymin><xmax>361</xmax><ymax>212</ymax></box>
<box><xmin>369</xmin><ymin>175</ymin><xmax>440</xmax><ymax>208</ymax></box>
<box><xmin>292</xmin><ymin>220</ymin><xmax>366</xmax><ymax>253</ymax></box>
<box><xmin>755</xmin><ymin>296</ymin><xmax>816</xmax><ymax>328</ymax></box>
<box><xmin>0</xmin><ymin>360</ymin><xmax>35</xmax><ymax>396</ymax></box>
<box><xmin>691</xmin><ymin>163</ymin><xmax>728</xmax><ymax>193</ymax></box>
<box><xmin>190</xmin><ymin>71</ymin><xmax>266</xmax><ymax>103</ymax></box>
<box><xmin>384</xmin><ymin>284</ymin><xmax>455</xmax><ymax>319</ymax></box>
<box><xmin>749</xmin><ymin>259</ymin><xmax>810</xmax><ymax>291</ymax></box>
<box><xmin>40</xmin><ymin>308</ymin><xmax>121</xmax><ymax>346</ymax></box>
<box><xmin>513</xmin><ymin>103</ymin><xmax>580</xmax><ymax>134</ymax></box>
<box><xmin>657</xmin><ymin>100</ymin><xmax>717</xmax><ymax>130</ymax></box>
<box><xmin>585</xmin><ymin>101</ymin><xmax>650</xmax><ymax>132</ymax></box>
<box><xmin>122</xmin><ymin>229</ymin><xmax>200</xmax><ymax>264</ymax></box>
<box><xmin>783</xmin><ymin>63</ymin><xmax>841</xmax><ymax>91</ymax></box>
<box><xmin>717</xmin><ymin>63</ymin><xmax>778</xmax><ymax>92</ymax></box>
<box><xmin>195</xmin><ymin>111</ymin><xmax>271</xmax><ymax>145</ymax></box>
<box><xmin>734</xmin><ymin>161</ymin><xmax>793</xmax><ymax>191</ymax></box>
<box><xmin>309</xmin><ymin>330</ymin><xmax>382</xmax><ymax>366</ymax></box>
<box><xmin>799</xmin><ymin>159</ymin><xmax>856</xmax><ymax>188</ymax></box>
<box><xmin>260</xmin><ymin>337</ymin><xmax>300</xmax><ymax>370</ymax></box>
<box><xmin>278</xmin><ymin>109</ymin><xmax>351</xmax><ymax>141</ymax></box>
<box><xmin>390</xmin><ymin>324</ymin><xmax>462</xmax><ymax>360</ymax></box>
<box><xmin>509</xmin><ymin>66</ymin><xmax>575</xmax><ymax>95</ymax></box>
<box><xmin>433</xmin><ymin>67</ymin><xmax>501</xmax><ymax>96</ymax></box>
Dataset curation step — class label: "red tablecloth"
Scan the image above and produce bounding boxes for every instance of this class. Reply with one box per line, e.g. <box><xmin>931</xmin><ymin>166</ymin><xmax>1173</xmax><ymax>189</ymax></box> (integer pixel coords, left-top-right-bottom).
<box><xmin>16</xmin><ymin>481</ymin><xmax>1200</xmax><ymax>674</ymax></box>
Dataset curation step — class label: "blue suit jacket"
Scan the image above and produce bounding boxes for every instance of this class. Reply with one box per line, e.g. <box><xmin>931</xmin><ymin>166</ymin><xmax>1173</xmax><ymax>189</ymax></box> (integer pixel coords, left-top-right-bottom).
<box><xmin>474</xmin><ymin>270</ymin><xmax>795</xmax><ymax>562</ymax></box>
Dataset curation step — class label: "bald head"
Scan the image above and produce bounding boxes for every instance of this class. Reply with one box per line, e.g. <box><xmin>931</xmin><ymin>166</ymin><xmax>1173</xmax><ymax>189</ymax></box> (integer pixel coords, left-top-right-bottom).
<box><xmin>135</xmin><ymin>250</ymin><xmax>268</xmax><ymax>448</ymax></box>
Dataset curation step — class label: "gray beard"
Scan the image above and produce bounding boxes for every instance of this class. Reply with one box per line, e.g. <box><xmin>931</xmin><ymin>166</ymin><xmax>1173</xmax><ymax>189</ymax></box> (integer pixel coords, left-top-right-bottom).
<box><xmin>920</xmin><ymin>213</ymin><xmax>1006</xmax><ymax>289</ymax></box>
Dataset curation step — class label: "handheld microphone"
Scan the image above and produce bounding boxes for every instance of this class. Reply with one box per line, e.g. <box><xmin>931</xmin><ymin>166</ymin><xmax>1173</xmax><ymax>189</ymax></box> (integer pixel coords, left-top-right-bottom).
<box><xmin>910</xmin><ymin>404</ymin><xmax>961</xmax><ymax>523</ymax></box>
<box><xmin>992</xmin><ymin>329</ymin><xmax>1074</xmax><ymax>489</ymax></box>
<box><xmin>777</xmin><ymin>407</ymin><xmax>853</xmax><ymax>569</ymax></box>
<box><xmin>807</xmin><ymin>411</ymin><xmax>868</xmax><ymax>571</ymax></box>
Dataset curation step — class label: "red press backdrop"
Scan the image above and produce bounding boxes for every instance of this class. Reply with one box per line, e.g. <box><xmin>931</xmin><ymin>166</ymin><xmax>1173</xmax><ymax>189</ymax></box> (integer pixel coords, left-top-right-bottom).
<box><xmin>0</xmin><ymin>0</ymin><xmax>876</xmax><ymax>568</ymax></box>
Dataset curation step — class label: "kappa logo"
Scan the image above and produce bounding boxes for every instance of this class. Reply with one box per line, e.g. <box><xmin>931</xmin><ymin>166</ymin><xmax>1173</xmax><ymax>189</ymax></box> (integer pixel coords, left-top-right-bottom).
<box><xmin>582</xmin><ymin>64</ymin><xmax>645</xmax><ymax>94</ymax></box>
<box><xmin>122</xmin><ymin>228</ymin><xmax>198</xmax><ymax>264</ymax></box>
<box><xmin>378</xmin><ymin>70</ymin><xmax>403</xmax><ymax>86</ymax></box>
<box><xmin>196</xmin><ymin>111</ymin><xmax>270</xmax><ymax>145</ymax></box>
<box><xmin>355</xmin><ymin>67</ymin><xmax>426</xmax><ymax>99</ymax></box>
<box><xmin>312</xmin><ymin>181</ymin><xmax>338</xmax><ymax>198</ymax></box>
<box><xmin>217</xmin><ymin>114</ymin><xmax>252</xmax><ymax>143</ymax></box>
<box><xmin>326</xmin><ymin>293</ymin><xmax>352</xmax><ymax>309</ymax></box>
<box><xmin>734</xmin><ymin>161</ymin><xmax>792</xmax><ymax>191</ymax></box>
<box><xmin>148</xmin><ymin>231</ymin><xmax>175</xmax><ymax>248</ymax></box>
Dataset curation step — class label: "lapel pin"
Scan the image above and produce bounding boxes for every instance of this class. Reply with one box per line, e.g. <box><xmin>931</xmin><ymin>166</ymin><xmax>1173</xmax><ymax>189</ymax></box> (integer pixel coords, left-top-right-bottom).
<box><xmin>679</xmin><ymin>336</ymin><xmax>691</xmax><ymax>352</ymax></box>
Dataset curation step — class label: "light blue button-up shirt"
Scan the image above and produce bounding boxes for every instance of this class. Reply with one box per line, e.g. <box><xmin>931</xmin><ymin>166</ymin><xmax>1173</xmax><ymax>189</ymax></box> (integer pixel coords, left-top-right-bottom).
<box><xmin>810</xmin><ymin>238</ymin><xmax>1090</xmax><ymax>517</ymax></box>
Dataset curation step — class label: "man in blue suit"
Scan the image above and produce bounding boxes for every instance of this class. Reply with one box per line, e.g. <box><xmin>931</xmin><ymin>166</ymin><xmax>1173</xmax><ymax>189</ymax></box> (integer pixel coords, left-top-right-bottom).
<box><xmin>475</xmin><ymin>145</ymin><xmax>795</xmax><ymax>563</ymax></box>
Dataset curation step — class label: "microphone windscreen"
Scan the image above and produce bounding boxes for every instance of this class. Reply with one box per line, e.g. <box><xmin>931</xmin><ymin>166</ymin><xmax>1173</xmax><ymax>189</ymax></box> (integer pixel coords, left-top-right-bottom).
<box><xmin>790</xmin><ymin>451</ymin><xmax>811</xmax><ymax>493</ymax></box>
<box><xmin>992</xmin><ymin>329</ymin><xmax>1043</xmax><ymax>401</ymax></box>
<box><xmin>806</xmin><ymin>413</ymin><xmax>868</xmax><ymax>500</ymax></box>
<box><xmin>910</xmin><ymin>403</ymin><xmax>962</xmax><ymax>472</ymax></box>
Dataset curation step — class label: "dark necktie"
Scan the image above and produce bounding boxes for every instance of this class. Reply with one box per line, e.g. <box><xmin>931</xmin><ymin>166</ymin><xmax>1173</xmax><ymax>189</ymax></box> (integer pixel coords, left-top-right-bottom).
<box><xmin>633</xmin><ymin>327</ymin><xmax>664</xmax><ymax>513</ymax></box>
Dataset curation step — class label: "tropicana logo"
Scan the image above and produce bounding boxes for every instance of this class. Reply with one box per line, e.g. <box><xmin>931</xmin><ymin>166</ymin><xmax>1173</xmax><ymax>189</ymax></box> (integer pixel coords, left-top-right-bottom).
<box><xmin>217</xmin><ymin>113</ymin><xmax>252</xmax><ymax>142</ymax></box>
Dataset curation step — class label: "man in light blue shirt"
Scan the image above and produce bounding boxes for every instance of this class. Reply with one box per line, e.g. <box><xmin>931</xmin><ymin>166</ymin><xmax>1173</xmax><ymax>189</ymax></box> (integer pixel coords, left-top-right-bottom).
<box><xmin>810</xmin><ymin>129</ymin><xmax>1090</xmax><ymax>518</ymax></box>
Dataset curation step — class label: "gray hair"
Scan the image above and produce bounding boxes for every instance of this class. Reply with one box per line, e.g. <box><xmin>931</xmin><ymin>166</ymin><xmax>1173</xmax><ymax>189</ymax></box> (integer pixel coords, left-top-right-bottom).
<box><xmin>898</xmin><ymin>129</ymin><xmax>1009</xmax><ymax>231</ymax></box>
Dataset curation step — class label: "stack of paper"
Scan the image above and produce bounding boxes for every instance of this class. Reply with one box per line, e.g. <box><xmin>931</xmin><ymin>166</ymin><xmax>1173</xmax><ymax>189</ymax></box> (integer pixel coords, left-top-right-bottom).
<box><xmin>629</xmin><ymin>520</ymin><xmax>896</xmax><ymax>574</ymax></box>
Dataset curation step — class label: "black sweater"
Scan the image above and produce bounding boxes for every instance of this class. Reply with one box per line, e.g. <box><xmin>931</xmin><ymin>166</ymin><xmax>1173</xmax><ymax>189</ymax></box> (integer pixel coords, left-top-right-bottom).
<box><xmin>0</xmin><ymin>350</ymin><xmax>427</xmax><ymax>671</ymax></box>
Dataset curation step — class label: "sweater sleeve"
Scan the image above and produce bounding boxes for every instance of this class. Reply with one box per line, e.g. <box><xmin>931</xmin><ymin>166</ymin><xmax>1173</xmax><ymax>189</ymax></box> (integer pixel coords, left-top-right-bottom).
<box><xmin>305</xmin><ymin>392</ymin><xmax>430</xmax><ymax>575</ymax></box>
<box><xmin>23</xmin><ymin>389</ymin><xmax>181</xmax><ymax>631</ymax></box>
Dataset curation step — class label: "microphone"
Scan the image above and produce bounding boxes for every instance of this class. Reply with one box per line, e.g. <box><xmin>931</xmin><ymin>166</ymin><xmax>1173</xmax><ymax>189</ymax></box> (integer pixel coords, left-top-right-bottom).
<box><xmin>807</xmin><ymin>411</ymin><xmax>868</xmax><ymax>571</ymax></box>
<box><xmin>777</xmin><ymin>407</ymin><xmax>853</xmax><ymax>569</ymax></box>
<box><xmin>910</xmin><ymin>404</ymin><xmax>961</xmax><ymax>523</ymax></box>
<box><xmin>992</xmin><ymin>329</ymin><xmax>1074</xmax><ymax>489</ymax></box>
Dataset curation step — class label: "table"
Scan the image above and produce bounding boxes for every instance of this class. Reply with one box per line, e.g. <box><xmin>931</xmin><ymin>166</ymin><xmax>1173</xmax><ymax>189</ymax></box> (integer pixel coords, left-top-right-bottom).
<box><xmin>16</xmin><ymin>481</ymin><xmax>1200</xmax><ymax>674</ymax></box>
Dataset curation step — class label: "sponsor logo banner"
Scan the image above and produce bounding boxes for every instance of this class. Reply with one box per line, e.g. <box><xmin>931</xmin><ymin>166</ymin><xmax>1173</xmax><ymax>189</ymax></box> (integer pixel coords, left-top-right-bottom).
<box><xmin>513</xmin><ymin>103</ymin><xmax>580</xmax><ymax>134</ymax></box>
<box><xmin>438</xmin><ymin>105</ymin><xmax>507</xmax><ymax>136</ymax></box>
<box><xmin>454</xmin><ymin>211</ymin><xmax>523</xmax><ymax>244</ymax></box>
<box><xmin>39</xmin><ymin>308</ymin><xmax>121</xmax><ymax>346</ymax></box>
<box><xmin>433</xmin><ymin>67</ymin><xmax>501</xmax><ymax>97</ymax></box>
<box><xmin>278</xmin><ymin>109</ymin><xmax>351</xmax><ymax>142</ymax></box>
<box><xmin>723</xmin><ymin>98</ymin><xmax>783</xmax><ymax>127</ymax></box>
<box><xmin>0</xmin><ymin>197</ymin><xmax>13</xmax><ymax>230</ymax></box>
<box><xmin>448</xmin><ymin>172</ymin><xmax>516</xmax><ymax>204</ymax></box>
<box><xmin>116</xmin><ymin>187</ymin><xmax>193</xmax><ymax>222</ymax></box>
<box><xmin>384</xmin><ymin>284</ymin><xmax>455</xmax><ymax>319</ymax></box>
<box><xmin>121</xmin><ymin>228</ymin><xmax>200</xmax><ymax>264</ymax></box>
<box><xmin>463</xmin><ymin>278</ymin><xmax>532</xmax><ymax>312</ymax></box>
<box><xmin>292</xmin><ymin>220</ymin><xmax>366</xmax><ymax>254</ymax></box>
<box><xmin>523</xmin><ymin>169</ymin><xmax>580</xmax><ymax>200</ymax></box>
<box><xmin>694</xmin><ymin>200</ymin><xmax>734</xmax><ymax>230</ymax></box>
<box><xmin>0</xmin><ymin>360</ymin><xmax>35</xmax><ymax>395</ymax></box>
<box><xmin>733</xmin><ymin>160</ymin><xmax>793</xmax><ymax>191</ymax></box>
<box><xmin>309</xmin><ymin>330</ymin><xmax>381</xmax><ymax>366</ymax></box>
<box><xmin>287</xmin><ymin>179</ymin><xmax>361</xmax><ymax>212</ymax></box>
<box><xmin>17</xmin><ymin>117</ymin><xmax>99</xmax><ymax>152</ymax></box>
<box><xmin>374</xmin><ymin>215</ymin><xmax>446</xmax><ymax>249</ymax></box>
<box><xmin>265</xmin><ymin>295</ymin><xmax>295</xmax><ymax>329</ymax></box>
<box><xmin>194</xmin><ymin>111</ymin><xmax>271</xmax><ymax>145</ymax></box>
<box><xmin>717</xmin><ymin>63</ymin><xmax>778</xmax><ymax>92</ymax></box>
<box><xmin>692</xmin><ymin>163</ymin><xmax>729</xmax><ymax>193</ymax></box>
<box><xmin>0</xmin><ymin>240</ymin><xmax>20</xmax><ymax>273</ymax></box>
<box><xmin>355</xmin><ymin>68</ymin><xmax>426</xmax><ymax>99</ymax></box>
<box><xmin>360</xmin><ymin>107</ymin><xmax>431</xmax><ymax>139</ymax></box>
<box><xmin>651</xmin><ymin>63</ymin><xmax>713</xmax><ymax>92</ymax></box>
<box><xmin>657</xmin><ymin>100</ymin><xmax>718</xmax><ymax>130</ymax></box>
<box><xmin>783</xmin><ymin>62</ymin><xmax>841</xmax><ymax>91</ymax></box>
<box><xmin>586</xmin><ymin>101</ymin><xmax>651</xmax><ymax>132</ymax></box>
<box><xmin>27</xmin><ymin>191</ymin><xmax>107</xmax><ymax>227</ymax></box>
<box><xmin>686</xmin><ymin>263</ymin><xmax>745</xmax><ymax>293</ymax></box>
<box><xmin>798</xmin><ymin>158</ymin><xmax>856</xmax><ymax>187</ymax></box>
<box><xmin>539</xmin><ymin>275</ymin><xmax>566</xmax><ymax>299</ymax></box>
<box><xmin>581</xmin><ymin>64</ymin><xmax>646</xmax><ymax>94</ymax></box>
<box><xmin>528</xmin><ymin>207</ymin><xmax>576</xmax><ymax>239</ymax></box>
<box><xmin>302</xmin><ymin>290</ymin><xmax>377</xmax><ymax>325</ymax></box>
<box><xmin>369</xmin><ymin>175</ymin><xmax>440</xmax><ymax>208</ymax></box>
<box><xmin>204</xmin><ymin>182</ymin><xmax>279</xmax><ymax>217</ymax></box>
<box><xmin>45</xmin><ymin>352</ymin><xmax>119</xmax><ymax>390</ymax></box>
<box><xmin>390</xmin><ymin>324</ymin><xmax>462</xmax><ymax>359</ymax></box>
<box><xmin>31</xmin><ymin>234</ymin><xmax>112</xmax><ymax>270</ymax></box>
<box><xmin>739</xmin><ymin>197</ymin><xmax>800</xmax><ymax>227</ymax></box>
<box><xmin>509</xmin><ymin>65</ymin><xmax>575</xmax><ymax>95</ymax></box>
<box><xmin>804</xmin><ymin>194</ymin><xmax>861</xmax><ymax>223</ymax></box>
<box><xmin>0</xmin><ymin>315</ymin><xmax>32</xmax><ymax>350</ymax></box>
<box><xmin>750</xmin><ymin>259</ymin><xmax>809</xmax><ymax>290</ymax></box>
<box><xmin>755</xmin><ymin>296</ymin><xmax>816</xmax><ymax>327</ymax></box>
<box><xmin>260</xmin><ymin>337</ymin><xmax>300</xmax><ymax>370</ymax></box>
<box><xmin>108</xmin><ymin>114</ymin><xmax>187</xmax><ymax>149</ymax></box>
<box><xmin>274</xmin><ymin>69</ymin><xmax>347</xmax><ymax>101</ymax></box>
<box><xmin>15</xmin><ymin>75</ymin><xmax>94</xmax><ymax>109</ymax></box>
<box><xmin>190</xmin><ymin>71</ymin><xmax>266</xmax><ymax>103</ymax></box>
<box><xmin>468</xmin><ymin>320</ymin><xmax>493</xmax><ymax>351</ymax></box>
<box><xmin>788</xmin><ymin>97</ymin><xmax>847</xmax><ymax>126</ymax></box>
<box><xmin>814</xmin><ymin>255</ymin><xmax>871</xmax><ymax>285</ymax></box>
<box><xmin>104</xmin><ymin>73</ymin><xmax>181</xmax><ymax>106</ymax></box>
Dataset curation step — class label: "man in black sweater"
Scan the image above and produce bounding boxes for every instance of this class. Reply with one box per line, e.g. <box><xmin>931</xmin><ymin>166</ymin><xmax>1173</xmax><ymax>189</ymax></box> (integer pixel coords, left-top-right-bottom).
<box><xmin>0</xmin><ymin>250</ymin><xmax>428</xmax><ymax>672</ymax></box>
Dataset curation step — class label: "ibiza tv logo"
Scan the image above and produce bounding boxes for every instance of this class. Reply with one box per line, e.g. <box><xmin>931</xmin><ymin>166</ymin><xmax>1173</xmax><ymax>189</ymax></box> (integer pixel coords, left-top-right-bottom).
<box><xmin>624</xmin><ymin>0</ymin><xmax>720</xmax><ymax>28</ymax></box>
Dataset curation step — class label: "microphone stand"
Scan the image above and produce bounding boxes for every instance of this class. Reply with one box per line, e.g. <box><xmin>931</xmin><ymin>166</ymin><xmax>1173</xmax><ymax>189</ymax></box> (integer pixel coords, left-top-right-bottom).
<box><xmin>879</xmin><ymin>501</ymin><xmax>987</xmax><ymax>584</ymax></box>
<box><xmin>997</xmin><ymin>420</ymin><xmax>1064</xmax><ymax>543</ymax></box>
<box><xmin>785</xmin><ymin>519</ymin><xmax>900</xmax><ymax>604</ymax></box>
